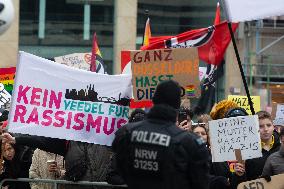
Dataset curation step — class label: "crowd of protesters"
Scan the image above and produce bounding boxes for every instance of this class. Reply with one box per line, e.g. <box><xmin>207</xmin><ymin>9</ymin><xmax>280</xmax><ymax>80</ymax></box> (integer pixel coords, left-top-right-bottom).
<box><xmin>0</xmin><ymin>80</ymin><xmax>283</xmax><ymax>189</ymax></box>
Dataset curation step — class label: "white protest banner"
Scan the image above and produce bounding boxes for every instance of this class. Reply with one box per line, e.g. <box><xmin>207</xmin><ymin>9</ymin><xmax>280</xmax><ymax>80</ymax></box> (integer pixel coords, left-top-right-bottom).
<box><xmin>0</xmin><ymin>83</ymin><xmax>11</xmax><ymax>109</ymax></box>
<box><xmin>209</xmin><ymin>115</ymin><xmax>262</xmax><ymax>162</ymax></box>
<box><xmin>8</xmin><ymin>52</ymin><xmax>132</xmax><ymax>146</ymax></box>
<box><xmin>223</xmin><ymin>0</ymin><xmax>284</xmax><ymax>22</ymax></box>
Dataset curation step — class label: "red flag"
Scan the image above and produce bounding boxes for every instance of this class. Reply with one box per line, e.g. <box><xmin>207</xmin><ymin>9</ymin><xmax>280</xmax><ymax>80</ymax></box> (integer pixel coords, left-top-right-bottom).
<box><xmin>90</xmin><ymin>33</ymin><xmax>106</xmax><ymax>73</ymax></box>
<box><xmin>90</xmin><ymin>33</ymin><xmax>98</xmax><ymax>72</ymax></box>
<box><xmin>198</xmin><ymin>22</ymin><xmax>238</xmax><ymax>65</ymax></box>
<box><xmin>141</xmin><ymin>21</ymin><xmax>238</xmax><ymax>66</ymax></box>
<box><xmin>214</xmin><ymin>2</ymin><xmax>221</xmax><ymax>25</ymax></box>
<box><xmin>141</xmin><ymin>27</ymin><xmax>209</xmax><ymax>51</ymax></box>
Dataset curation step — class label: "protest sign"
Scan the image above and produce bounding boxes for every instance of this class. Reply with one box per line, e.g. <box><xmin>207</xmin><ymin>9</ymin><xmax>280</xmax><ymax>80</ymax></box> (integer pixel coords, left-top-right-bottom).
<box><xmin>8</xmin><ymin>52</ymin><xmax>132</xmax><ymax>146</ymax></box>
<box><xmin>55</xmin><ymin>52</ymin><xmax>105</xmax><ymax>73</ymax></box>
<box><xmin>209</xmin><ymin>115</ymin><xmax>262</xmax><ymax>162</ymax></box>
<box><xmin>271</xmin><ymin>102</ymin><xmax>284</xmax><ymax>127</ymax></box>
<box><xmin>275</xmin><ymin>104</ymin><xmax>284</xmax><ymax>118</ymax></box>
<box><xmin>271</xmin><ymin>102</ymin><xmax>284</xmax><ymax>119</ymax></box>
<box><xmin>54</xmin><ymin>52</ymin><xmax>91</xmax><ymax>71</ymax></box>
<box><xmin>228</xmin><ymin>95</ymin><xmax>261</xmax><ymax>115</ymax></box>
<box><xmin>130</xmin><ymin>48</ymin><xmax>200</xmax><ymax>102</ymax></box>
<box><xmin>237</xmin><ymin>173</ymin><xmax>284</xmax><ymax>189</ymax></box>
<box><xmin>0</xmin><ymin>67</ymin><xmax>16</xmax><ymax>94</ymax></box>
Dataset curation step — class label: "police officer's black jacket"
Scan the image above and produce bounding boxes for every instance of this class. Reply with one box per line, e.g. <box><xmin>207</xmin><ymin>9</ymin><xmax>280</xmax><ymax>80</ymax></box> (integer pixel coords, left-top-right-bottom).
<box><xmin>112</xmin><ymin>104</ymin><xmax>210</xmax><ymax>189</ymax></box>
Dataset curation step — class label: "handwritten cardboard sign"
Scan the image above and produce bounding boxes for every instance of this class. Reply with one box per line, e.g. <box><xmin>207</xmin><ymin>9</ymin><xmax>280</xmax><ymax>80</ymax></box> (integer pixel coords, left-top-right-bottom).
<box><xmin>228</xmin><ymin>95</ymin><xmax>261</xmax><ymax>115</ymax></box>
<box><xmin>54</xmin><ymin>52</ymin><xmax>92</xmax><ymax>71</ymax></box>
<box><xmin>237</xmin><ymin>173</ymin><xmax>284</xmax><ymax>189</ymax></box>
<box><xmin>130</xmin><ymin>48</ymin><xmax>200</xmax><ymax>102</ymax></box>
<box><xmin>209</xmin><ymin>115</ymin><xmax>262</xmax><ymax>162</ymax></box>
<box><xmin>8</xmin><ymin>52</ymin><xmax>132</xmax><ymax>146</ymax></box>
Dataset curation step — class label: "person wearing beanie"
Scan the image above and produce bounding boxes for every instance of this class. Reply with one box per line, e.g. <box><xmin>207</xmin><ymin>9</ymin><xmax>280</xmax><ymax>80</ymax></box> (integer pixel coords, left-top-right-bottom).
<box><xmin>128</xmin><ymin>109</ymin><xmax>146</xmax><ymax>123</ymax></box>
<box><xmin>152</xmin><ymin>80</ymin><xmax>181</xmax><ymax>110</ymax></box>
<box><xmin>112</xmin><ymin>80</ymin><xmax>210</xmax><ymax>189</ymax></box>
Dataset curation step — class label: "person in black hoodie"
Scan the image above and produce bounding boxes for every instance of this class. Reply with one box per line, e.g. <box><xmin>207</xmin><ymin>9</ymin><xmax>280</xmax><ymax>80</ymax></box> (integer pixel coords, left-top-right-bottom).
<box><xmin>233</xmin><ymin>111</ymin><xmax>281</xmax><ymax>185</ymax></box>
<box><xmin>112</xmin><ymin>80</ymin><xmax>210</xmax><ymax>189</ymax></box>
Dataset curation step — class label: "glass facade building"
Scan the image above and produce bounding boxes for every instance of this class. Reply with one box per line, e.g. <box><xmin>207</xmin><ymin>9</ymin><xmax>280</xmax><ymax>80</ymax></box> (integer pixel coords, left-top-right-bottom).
<box><xmin>19</xmin><ymin>0</ymin><xmax>218</xmax><ymax>72</ymax></box>
<box><xmin>18</xmin><ymin>0</ymin><xmax>224</xmax><ymax>109</ymax></box>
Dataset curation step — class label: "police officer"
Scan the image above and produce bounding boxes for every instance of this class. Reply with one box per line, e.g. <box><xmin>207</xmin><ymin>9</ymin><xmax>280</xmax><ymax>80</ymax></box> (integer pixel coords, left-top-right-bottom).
<box><xmin>112</xmin><ymin>80</ymin><xmax>210</xmax><ymax>189</ymax></box>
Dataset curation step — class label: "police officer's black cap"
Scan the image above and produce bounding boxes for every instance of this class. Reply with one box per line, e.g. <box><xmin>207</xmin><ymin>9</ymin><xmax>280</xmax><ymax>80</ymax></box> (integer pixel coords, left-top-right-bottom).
<box><xmin>225</xmin><ymin>107</ymin><xmax>248</xmax><ymax>118</ymax></box>
<box><xmin>152</xmin><ymin>80</ymin><xmax>181</xmax><ymax>109</ymax></box>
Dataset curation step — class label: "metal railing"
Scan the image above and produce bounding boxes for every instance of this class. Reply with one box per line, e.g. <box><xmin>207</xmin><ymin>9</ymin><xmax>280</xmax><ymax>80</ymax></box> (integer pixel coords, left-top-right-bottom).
<box><xmin>0</xmin><ymin>178</ymin><xmax>127</xmax><ymax>189</ymax></box>
<box><xmin>243</xmin><ymin>62</ymin><xmax>284</xmax><ymax>78</ymax></box>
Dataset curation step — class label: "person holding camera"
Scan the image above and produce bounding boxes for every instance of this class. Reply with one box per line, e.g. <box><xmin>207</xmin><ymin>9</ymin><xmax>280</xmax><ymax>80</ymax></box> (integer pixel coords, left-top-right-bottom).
<box><xmin>177</xmin><ymin>107</ymin><xmax>194</xmax><ymax>131</ymax></box>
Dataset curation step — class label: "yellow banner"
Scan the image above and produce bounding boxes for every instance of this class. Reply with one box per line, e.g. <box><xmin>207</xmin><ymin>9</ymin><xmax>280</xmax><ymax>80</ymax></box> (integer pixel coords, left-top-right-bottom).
<box><xmin>228</xmin><ymin>95</ymin><xmax>261</xmax><ymax>115</ymax></box>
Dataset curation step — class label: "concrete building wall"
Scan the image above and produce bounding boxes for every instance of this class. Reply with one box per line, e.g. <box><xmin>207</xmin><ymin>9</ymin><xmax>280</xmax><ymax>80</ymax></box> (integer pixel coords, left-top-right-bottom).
<box><xmin>113</xmin><ymin>0</ymin><xmax>137</xmax><ymax>74</ymax></box>
<box><xmin>224</xmin><ymin>40</ymin><xmax>245</xmax><ymax>97</ymax></box>
<box><xmin>0</xmin><ymin>0</ymin><xmax>19</xmax><ymax>68</ymax></box>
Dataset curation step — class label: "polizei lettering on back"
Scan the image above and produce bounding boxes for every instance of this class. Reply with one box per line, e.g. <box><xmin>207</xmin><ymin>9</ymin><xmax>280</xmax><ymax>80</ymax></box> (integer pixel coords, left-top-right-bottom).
<box><xmin>131</xmin><ymin>130</ymin><xmax>171</xmax><ymax>147</ymax></box>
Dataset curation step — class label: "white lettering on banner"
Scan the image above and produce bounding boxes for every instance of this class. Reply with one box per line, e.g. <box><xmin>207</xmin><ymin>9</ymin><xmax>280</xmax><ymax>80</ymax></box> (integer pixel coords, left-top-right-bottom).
<box><xmin>131</xmin><ymin>131</ymin><xmax>171</xmax><ymax>147</ymax></box>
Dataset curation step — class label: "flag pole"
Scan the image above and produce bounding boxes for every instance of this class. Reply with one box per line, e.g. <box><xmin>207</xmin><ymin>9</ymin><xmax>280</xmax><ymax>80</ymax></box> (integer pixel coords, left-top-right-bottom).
<box><xmin>221</xmin><ymin>0</ymin><xmax>255</xmax><ymax>115</ymax></box>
